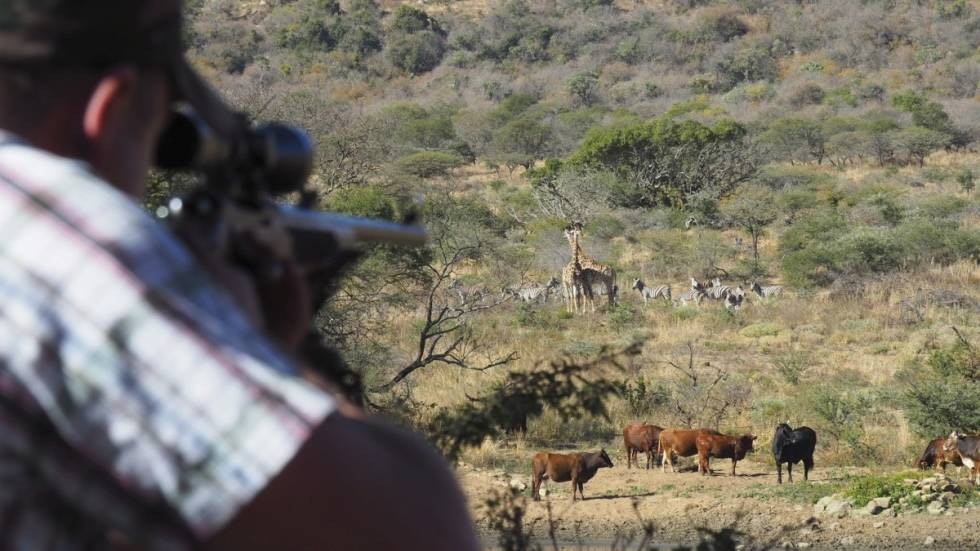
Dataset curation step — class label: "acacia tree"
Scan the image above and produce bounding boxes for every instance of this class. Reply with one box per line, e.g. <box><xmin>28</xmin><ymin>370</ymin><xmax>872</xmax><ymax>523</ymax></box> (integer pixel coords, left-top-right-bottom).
<box><xmin>569</xmin><ymin>116</ymin><xmax>757</xmax><ymax>208</ymax></box>
<box><xmin>720</xmin><ymin>184</ymin><xmax>778</xmax><ymax>265</ymax></box>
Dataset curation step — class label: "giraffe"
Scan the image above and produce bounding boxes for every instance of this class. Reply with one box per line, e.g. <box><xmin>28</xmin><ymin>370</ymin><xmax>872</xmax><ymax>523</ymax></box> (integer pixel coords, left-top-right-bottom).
<box><xmin>563</xmin><ymin>223</ymin><xmax>616</xmax><ymax>312</ymax></box>
<box><xmin>561</xmin><ymin>226</ymin><xmax>592</xmax><ymax>313</ymax></box>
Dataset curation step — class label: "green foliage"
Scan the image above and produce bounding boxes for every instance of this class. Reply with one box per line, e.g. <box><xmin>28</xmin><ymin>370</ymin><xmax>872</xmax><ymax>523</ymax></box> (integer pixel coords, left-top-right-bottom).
<box><xmin>936</xmin><ymin>0</ymin><xmax>973</xmax><ymax>19</ymax></box>
<box><xmin>893</xmin><ymin>126</ymin><xmax>951</xmax><ymax>166</ymax></box>
<box><xmin>567</xmin><ymin>70</ymin><xmax>600</xmax><ymax>106</ymax></box>
<box><xmin>386</xmin><ymin>30</ymin><xmax>446</xmax><ymax>73</ymax></box>
<box><xmin>571</xmin><ymin>115</ymin><xmax>754</xmax><ymax>208</ymax></box>
<box><xmin>695</xmin><ymin>12</ymin><xmax>749</xmax><ymax>43</ymax></box>
<box><xmin>714</xmin><ymin>43</ymin><xmax>778</xmax><ymax>91</ymax></box>
<box><xmin>805</xmin><ymin>386</ymin><xmax>876</xmax><ymax>461</ymax></box>
<box><xmin>789</xmin><ymin>83</ymin><xmax>826</xmax><ymax>107</ymax></box>
<box><xmin>740</xmin><ymin>323</ymin><xmax>783</xmax><ymax>338</ymax></box>
<box><xmin>328</xmin><ymin>184</ymin><xmax>398</xmax><ymax>219</ymax></box>
<box><xmin>956</xmin><ymin>168</ymin><xmax>975</xmax><ymax>192</ymax></box>
<box><xmin>386</xmin><ymin>6</ymin><xmax>445</xmax><ymax>73</ymax></box>
<box><xmin>609</xmin><ymin>303</ymin><xmax>636</xmax><ymax>328</ymax></box>
<box><xmin>390</xmin><ymin>5</ymin><xmax>441</xmax><ymax>34</ymax></box>
<box><xmin>758</xmin><ymin>117</ymin><xmax>827</xmax><ymax>164</ymax></box>
<box><xmin>903</xmin><ymin>335</ymin><xmax>980</xmax><ymax>437</ymax></box>
<box><xmin>844</xmin><ymin>472</ymin><xmax>921</xmax><ymax>507</ymax></box>
<box><xmin>773</xmin><ymin>351</ymin><xmax>811</xmax><ymax>386</ymax></box>
<box><xmin>426</xmin><ymin>344</ymin><xmax>637</xmax><ymax>460</ymax></box>
<box><xmin>492</xmin><ymin>114</ymin><xmax>554</xmax><ymax>169</ymax></box>
<box><xmin>394</xmin><ymin>151</ymin><xmax>464</xmax><ymax>177</ymax></box>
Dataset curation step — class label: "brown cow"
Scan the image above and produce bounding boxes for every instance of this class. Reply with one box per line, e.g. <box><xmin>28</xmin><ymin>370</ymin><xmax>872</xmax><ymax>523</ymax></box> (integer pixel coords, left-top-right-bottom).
<box><xmin>944</xmin><ymin>432</ymin><xmax>980</xmax><ymax>484</ymax></box>
<box><xmin>658</xmin><ymin>428</ymin><xmax>719</xmax><ymax>473</ymax></box>
<box><xmin>623</xmin><ymin>423</ymin><xmax>663</xmax><ymax>469</ymax></box>
<box><xmin>531</xmin><ymin>449</ymin><xmax>613</xmax><ymax>502</ymax></box>
<box><xmin>918</xmin><ymin>436</ymin><xmax>963</xmax><ymax>472</ymax></box>
<box><xmin>696</xmin><ymin>431</ymin><xmax>757</xmax><ymax>477</ymax></box>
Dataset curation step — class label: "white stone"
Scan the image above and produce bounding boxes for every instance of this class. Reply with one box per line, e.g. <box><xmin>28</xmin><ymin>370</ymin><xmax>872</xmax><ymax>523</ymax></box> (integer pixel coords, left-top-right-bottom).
<box><xmin>873</xmin><ymin>521</ymin><xmax>884</xmax><ymax>529</ymax></box>
<box><xmin>840</xmin><ymin>536</ymin><xmax>855</xmax><ymax>546</ymax></box>
<box><xmin>924</xmin><ymin>536</ymin><xmax>935</xmax><ymax>546</ymax></box>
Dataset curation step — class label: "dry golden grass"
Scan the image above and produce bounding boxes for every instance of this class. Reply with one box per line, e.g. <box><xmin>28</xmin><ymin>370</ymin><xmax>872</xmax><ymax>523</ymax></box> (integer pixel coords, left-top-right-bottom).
<box><xmin>385</xmin><ymin>152</ymin><xmax>980</xmax><ymax>468</ymax></box>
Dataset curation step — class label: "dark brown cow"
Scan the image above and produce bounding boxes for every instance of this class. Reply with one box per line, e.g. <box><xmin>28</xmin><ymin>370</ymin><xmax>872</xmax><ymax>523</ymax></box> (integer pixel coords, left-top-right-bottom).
<box><xmin>918</xmin><ymin>436</ymin><xmax>963</xmax><ymax>472</ymax></box>
<box><xmin>696</xmin><ymin>431</ymin><xmax>757</xmax><ymax>477</ymax></box>
<box><xmin>623</xmin><ymin>423</ymin><xmax>663</xmax><ymax>469</ymax></box>
<box><xmin>658</xmin><ymin>428</ymin><xmax>719</xmax><ymax>473</ymax></box>
<box><xmin>531</xmin><ymin>449</ymin><xmax>613</xmax><ymax>501</ymax></box>
<box><xmin>944</xmin><ymin>432</ymin><xmax>980</xmax><ymax>484</ymax></box>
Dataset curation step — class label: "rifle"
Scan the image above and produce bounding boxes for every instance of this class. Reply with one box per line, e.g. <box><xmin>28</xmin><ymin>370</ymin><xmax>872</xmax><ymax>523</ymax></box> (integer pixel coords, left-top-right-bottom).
<box><xmin>154</xmin><ymin>106</ymin><xmax>427</xmax><ymax>402</ymax></box>
<box><xmin>155</xmin><ymin>107</ymin><xmax>426</xmax><ymax>267</ymax></box>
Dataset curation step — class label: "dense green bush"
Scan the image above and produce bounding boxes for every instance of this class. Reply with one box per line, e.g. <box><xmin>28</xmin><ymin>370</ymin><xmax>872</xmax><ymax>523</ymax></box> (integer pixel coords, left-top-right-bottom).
<box><xmin>570</xmin><ymin>116</ymin><xmax>755</xmax><ymax>208</ymax></box>
<box><xmin>902</xmin><ymin>339</ymin><xmax>980</xmax><ymax>437</ymax></box>
<box><xmin>394</xmin><ymin>151</ymin><xmax>465</xmax><ymax>178</ymax></box>
<box><xmin>386</xmin><ymin>31</ymin><xmax>446</xmax><ymax>73</ymax></box>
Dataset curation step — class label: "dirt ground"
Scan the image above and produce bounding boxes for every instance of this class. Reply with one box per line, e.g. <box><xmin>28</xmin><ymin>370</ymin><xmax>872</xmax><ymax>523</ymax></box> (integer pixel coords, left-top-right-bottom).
<box><xmin>461</xmin><ymin>456</ymin><xmax>980</xmax><ymax>550</ymax></box>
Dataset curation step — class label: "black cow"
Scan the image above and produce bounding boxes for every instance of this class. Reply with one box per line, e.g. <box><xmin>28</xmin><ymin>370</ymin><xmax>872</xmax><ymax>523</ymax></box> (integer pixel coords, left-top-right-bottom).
<box><xmin>772</xmin><ymin>423</ymin><xmax>816</xmax><ymax>484</ymax></box>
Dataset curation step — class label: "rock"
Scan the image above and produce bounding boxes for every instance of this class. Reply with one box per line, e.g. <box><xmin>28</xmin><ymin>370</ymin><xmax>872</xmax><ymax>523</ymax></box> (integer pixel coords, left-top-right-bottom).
<box><xmin>540</xmin><ymin>488</ymin><xmax>549</xmax><ymax>497</ymax></box>
<box><xmin>945</xmin><ymin>511</ymin><xmax>955</xmax><ymax>517</ymax></box>
<box><xmin>873</xmin><ymin>521</ymin><xmax>884</xmax><ymax>529</ymax></box>
<box><xmin>881</xmin><ymin>508</ymin><xmax>897</xmax><ymax>517</ymax></box>
<box><xmin>509</xmin><ymin>479</ymin><xmax>527</xmax><ymax>491</ymax></box>
<box><xmin>941</xmin><ymin>483</ymin><xmax>959</xmax><ymax>493</ymax></box>
<box><xmin>940</xmin><ymin>491</ymin><xmax>957</xmax><ymax>502</ymax></box>
<box><xmin>922</xmin><ymin>492</ymin><xmax>940</xmax><ymax>502</ymax></box>
<box><xmin>797</xmin><ymin>543</ymin><xmax>811</xmax><ymax>549</ymax></box>
<box><xmin>840</xmin><ymin>536</ymin><xmax>856</xmax><ymax>546</ymax></box>
<box><xmin>861</xmin><ymin>502</ymin><xmax>884</xmax><ymax>516</ymax></box>
<box><xmin>829</xmin><ymin>522</ymin><xmax>841</xmax><ymax>531</ymax></box>
<box><xmin>924</xmin><ymin>536</ymin><xmax>935</xmax><ymax>546</ymax></box>
<box><xmin>871</xmin><ymin>497</ymin><xmax>892</xmax><ymax>509</ymax></box>
<box><xmin>926</xmin><ymin>501</ymin><xmax>945</xmax><ymax>515</ymax></box>
<box><xmin>826</xmin><ymin>500</ymin><xmax>851</xmax><ymax>519</ymax></box>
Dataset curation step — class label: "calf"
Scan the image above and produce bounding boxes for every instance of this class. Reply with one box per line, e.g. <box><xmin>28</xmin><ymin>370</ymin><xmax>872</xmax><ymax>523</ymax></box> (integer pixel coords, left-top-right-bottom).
<box><xmin>944</xmin><ymin>432</ymin><xmax>980</xmax><ymax>484</ymax></box>
<box><xmin>531</xmin><ymin>449</ymin><xmax>613</xmax><ymax>502</ymax></box>
<box><xmin>623</xmin><ymin>423</ymin><xmax>663</xmax><ymax>469</ymax></box>
<box><xmin>772</xmin><ymin>423</ymin><xmax>817</xmax><ymax>484</ymax></box>
<box><xmin>659</xmin><ymin>428</ymin><xmax>719</xmax><ymax>473</ymax></box>
<box><xmin>918</xmin><ymin>436</ymin><xmax>963</xmax><ymax>472</ymax></box>
<box><xmin>696</xmin><ymin>431</ymin><xmax>757</xmax><ymax>477</ymax></box>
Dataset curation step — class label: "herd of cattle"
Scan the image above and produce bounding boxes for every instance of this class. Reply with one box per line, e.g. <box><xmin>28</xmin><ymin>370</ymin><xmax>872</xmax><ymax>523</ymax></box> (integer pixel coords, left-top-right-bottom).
<box><xmin>529</xmin><ymin>424</ymin><xmax>980</xmax><ymax>502</ymax></box>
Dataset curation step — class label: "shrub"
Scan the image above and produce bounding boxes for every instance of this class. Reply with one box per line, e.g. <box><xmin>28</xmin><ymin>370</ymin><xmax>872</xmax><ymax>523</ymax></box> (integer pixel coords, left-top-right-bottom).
<box><xmin>844</xmin><ymin>472</ymin><xmax>923</xmax><ymax>507</ymax></box>
<box><xmin>386</xmin><ymin>31</ymin><xmax>446</xmax><ymax>74</ymax></box>
<box><xmin>789</xmin><ymin>83</ymin><xmax>826</xmax><ymax>107</ymax></box>
<box><xmin>740</xmin><ymin>322</ymin><xmax>783</xmax><ymax>338</ymax></box>
<box><xmin>957</xmin><ymin>169</ymin><xmax>976</xmax><ymax>192</ymax></box>
<box><xmin>394</xmin><ymin>151</ymin><xmax>465</xmax><ymax>177</ymax></box>
<box><xmin>328</xmin><ymin>185</ymin><xmax>398</xmax><ymax>219</ymax></box>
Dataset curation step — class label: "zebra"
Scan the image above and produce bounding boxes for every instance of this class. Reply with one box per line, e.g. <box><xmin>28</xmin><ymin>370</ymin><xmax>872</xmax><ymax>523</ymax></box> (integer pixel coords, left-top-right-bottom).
<box><xmin>631</xmin><ymin>278</ymin><xmax>671</xmax><ymax>303</ymax></box>
<box><xmin>725</xmin><ymin>286</ymin><xmax>746</xmax><ymax>311</ymax></box>
<box><xmin>588</xmin><ymin>280</ymin><xmax>619</xmax><ymax>303</ymax></box>
<box><xmin>507</xmin><ymin>277</ymin><xmax>561</xmax><ymax>304</ymax></box>
<box><xmin>705</xmin><ymin>277</ymin><xmax>733</xmax><ymax>302</ymax></box>
<box><xmin>448</xmin><ymin>279</ymin><xmax>487</xmax><ymax>303</ymax></box>
<box><xmin>676</xmin><ymin>277</ymin><xmax>706</xmax><ymax>307</ymax></box>
<box><xmin>751</xmin><ymin>281</ymin><xmax>784</xmax><ymax>299</ymax></box>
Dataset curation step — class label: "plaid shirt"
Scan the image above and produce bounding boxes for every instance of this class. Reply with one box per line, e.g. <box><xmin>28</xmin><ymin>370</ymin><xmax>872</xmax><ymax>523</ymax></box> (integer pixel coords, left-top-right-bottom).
<box><xmin>0</xmin><ymin>132</ymin><xmax>334</xmax><ymax>549</ymax></box>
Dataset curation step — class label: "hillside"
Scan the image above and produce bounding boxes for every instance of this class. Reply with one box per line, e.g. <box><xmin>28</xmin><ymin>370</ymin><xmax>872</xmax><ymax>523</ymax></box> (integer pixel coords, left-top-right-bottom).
<box><xmin>175</xmin><ymin>0</ymin><xmax>980</xmax><ymax>548</ymax></box>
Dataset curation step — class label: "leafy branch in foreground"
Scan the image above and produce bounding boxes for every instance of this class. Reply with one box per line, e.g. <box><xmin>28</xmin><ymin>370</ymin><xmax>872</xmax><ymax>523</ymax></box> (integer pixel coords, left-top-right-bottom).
<box><xmin>427</xmin><ymin>342</ymin><xmax>642</xmax><ymax>461</ymax></box>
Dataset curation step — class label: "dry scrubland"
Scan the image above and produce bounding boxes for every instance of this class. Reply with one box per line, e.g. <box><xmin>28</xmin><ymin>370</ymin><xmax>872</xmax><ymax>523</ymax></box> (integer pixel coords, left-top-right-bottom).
<box><xmin>176</xmin><ymin>0</ymin><xmax>980</xmax><ymax>546</ymax></box>
<box><xmin>390</xmin><ymin>156</ymin><xmax>980</xmax><ymax>470</ymax></box>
